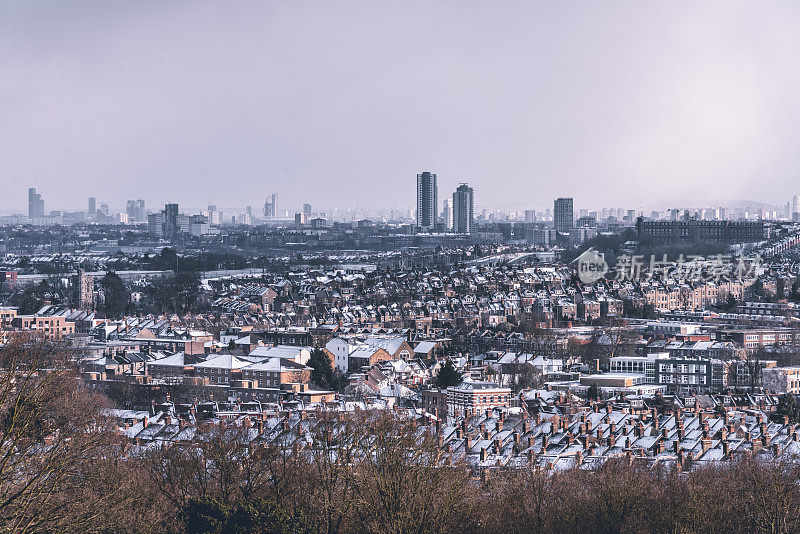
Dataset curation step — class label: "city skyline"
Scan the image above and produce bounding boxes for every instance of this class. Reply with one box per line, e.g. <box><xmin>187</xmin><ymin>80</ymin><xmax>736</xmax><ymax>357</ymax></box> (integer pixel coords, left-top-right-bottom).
<box><xmin>8</xmin><ymin>173</ymin><xmax>800</xmax><ymax>221</ymax></box>
<box><xmin>10</xmin><ymin>182</ymin><xmax>800</xmax><ymax>225</ymax></box>
<box><xmin>4</xmin><ymin>2</ymin><xmax>800</xmax><ymax>213</ymax></box>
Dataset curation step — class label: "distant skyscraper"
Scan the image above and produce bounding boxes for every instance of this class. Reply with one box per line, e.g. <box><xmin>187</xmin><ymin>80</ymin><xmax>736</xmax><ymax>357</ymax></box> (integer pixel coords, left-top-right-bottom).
<box><xmin>126</xmin><ymin>199</ymin><xmax>145</xmax><ymax>222</ymax></box>
<box><xmin>793</xmin><ymin>195</ymin><xmax>800</xmax><ymax>220</ymax></box>
<box><xmin>416</xmin><ymin>171</ymin><xmax>437</xmax><ymax>232</ymax></box>
<box><xmin>205</xmin><ymin>204</ymin><xmax>222</xmax><ymax>225</ymax></box>
<box><xmin>28</xmin><ymin>188</ymin><xmax>44</xmax><ymax>218</ymax></box>
<box><xmin>524</xmin><ymin>209</ymin><xmax>536</xmax><ymax>223</ymax></box>
<box><xmin>163</xmin><ymin>203</ymin><xmax>179</xmax><ymax>239</ymax></box>
<box><xmin>303</xmin><ymin>203</ymin><xmax>312</xmax><ymax>217</ymax></box>
<box><xmin>453</xmin><ymin>183</ymin><xmax>474</xmax><ymax>234</ymax></box>
<box><xmin>442</xmin><ymin>199</ymin><xmax>452</xmax><ymax>231</ymax></box>
<box><xmin>554</xmin><ymin>197</ymin><xmax>573</xmax><ymax>233</ymax></box>
<box><xmin>88</xmin><ymin>197</ymin><xmax>96</xmax><ymax>215</ymax></box>
<box><xmin>263</xmin><ymin>193</ymin><xmax>278</xmax><ymax>218</ymax></box>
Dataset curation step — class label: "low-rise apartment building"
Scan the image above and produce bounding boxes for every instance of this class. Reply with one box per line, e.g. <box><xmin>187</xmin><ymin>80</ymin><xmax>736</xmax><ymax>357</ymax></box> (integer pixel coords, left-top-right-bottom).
<box><xmin>446</xmin><ymin>381</ymin><xmax>511</xmax><ymax>417</ymax></box>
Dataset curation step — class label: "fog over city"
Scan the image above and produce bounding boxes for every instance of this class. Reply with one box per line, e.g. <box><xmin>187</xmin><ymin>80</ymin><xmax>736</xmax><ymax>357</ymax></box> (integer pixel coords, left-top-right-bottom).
<box><xmin>3</xmin><ymin>1</ymin><xmax>800</xmax><ymax>213</ymax></box>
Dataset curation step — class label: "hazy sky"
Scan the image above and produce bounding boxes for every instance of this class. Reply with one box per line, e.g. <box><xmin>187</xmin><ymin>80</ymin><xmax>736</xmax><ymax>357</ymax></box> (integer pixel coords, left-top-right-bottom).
<box><xmin>2</xmin><ymin>1</ymin><xmax>800</xmax><ymax>215</ymax></box>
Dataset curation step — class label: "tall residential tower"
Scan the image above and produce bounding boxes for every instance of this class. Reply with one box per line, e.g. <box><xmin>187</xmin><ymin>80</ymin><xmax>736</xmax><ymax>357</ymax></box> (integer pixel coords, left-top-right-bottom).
<box><xmin>416</xmin><ymin>171</ymin><xmax>437</xmax><ymax>232</ymax></box>
<box><xmin>453</xmin><ymin>183</ymin><xmax>474</xmax><ymax>234</ymax></box>
<box><xmin>554</xmin><ymin>197</ymin><xmax>574</xmax><ymax>234</ymax></box>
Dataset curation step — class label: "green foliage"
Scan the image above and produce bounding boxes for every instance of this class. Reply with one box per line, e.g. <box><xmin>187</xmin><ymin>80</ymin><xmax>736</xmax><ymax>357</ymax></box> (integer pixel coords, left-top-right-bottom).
<box><xmin>182</xmin><ymin>497</ymin><xmax>306</xmax><ymax>534</ymax></box>
<box><xmin>9</xmin><ymin>282</ymin><xmax>50</xmax><ymax>315</ymax></box>
<box><xmin>770</xmin><ymin>394</ymin><xmax>800</xmax><ymax>424</ymax></box>
<box><xmin>99</xmin><ymin>271</ymin><xmax>129</xmax><ymax>319</ymax></box>
<box><xmin>586</xmin><ymin>383</ymin><xmax>600</xmax><ymax>401</ymax></box>
<box><xmin>308</xmin><ymin>348</ymin><xmax>339</xmax><ymax>390</ymax></box>
<box><xmin>790</xmin><ymin>280</ymin><xmax>800</xmax><ymax>303</ymax></box>
<box><xmin>435</xmin><ymin>359</ymin><xmax>462</xmax><ymax>388</ymax></box>
<box><xmin>146</xmin><ymin>248</ymin><xmax>250</xmax><ymax>273</ymax></box>
<box><xmin>143</xmin><ymin>272</ymin><xmax>203</xmax><ymax>314</ymax></box>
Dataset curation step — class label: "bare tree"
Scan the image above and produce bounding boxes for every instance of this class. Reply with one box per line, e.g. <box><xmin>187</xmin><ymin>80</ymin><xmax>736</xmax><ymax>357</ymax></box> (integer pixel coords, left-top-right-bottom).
<box><xmin>0</xmin><ymin>335</ymin><xmax>124</xmax><ymax>533</ymax></box>
<box><xmin>350</xmin><ymin>413</ymin><xmax>474</xmax><ymax>534</ymax></box>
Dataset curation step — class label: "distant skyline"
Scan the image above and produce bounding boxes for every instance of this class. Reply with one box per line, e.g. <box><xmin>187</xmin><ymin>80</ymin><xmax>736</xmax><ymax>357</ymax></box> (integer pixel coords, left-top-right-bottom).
<box><xmin>3</xmin><ymin>2</ymin><xmax>800</xmax><ymax>214</ymax></box>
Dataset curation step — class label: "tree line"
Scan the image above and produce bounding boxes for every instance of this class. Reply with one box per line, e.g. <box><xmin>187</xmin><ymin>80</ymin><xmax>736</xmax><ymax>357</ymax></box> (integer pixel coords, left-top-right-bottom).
<box><xmin>4</xmin><ymin>337</ymin><xmax>800</xmax><ymax>533</ymax></box>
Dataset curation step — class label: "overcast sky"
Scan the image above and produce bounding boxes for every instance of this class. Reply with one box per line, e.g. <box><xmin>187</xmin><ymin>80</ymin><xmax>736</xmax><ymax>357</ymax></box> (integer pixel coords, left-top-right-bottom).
<box><xmin>2</xmin><ymin>1</ymin><xmax>800</xmax><ymax>215</ymax></box>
